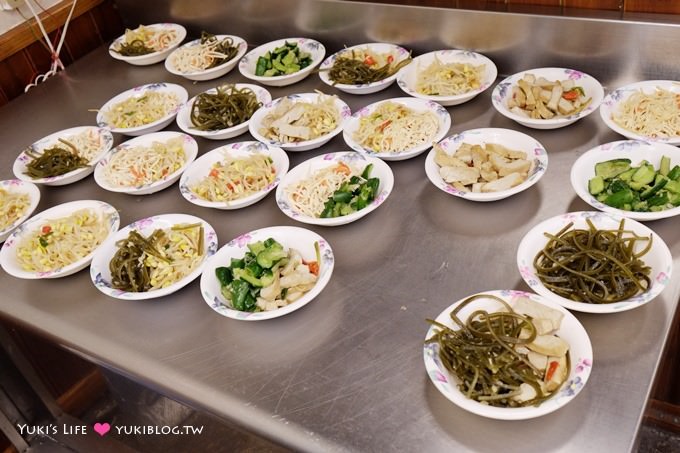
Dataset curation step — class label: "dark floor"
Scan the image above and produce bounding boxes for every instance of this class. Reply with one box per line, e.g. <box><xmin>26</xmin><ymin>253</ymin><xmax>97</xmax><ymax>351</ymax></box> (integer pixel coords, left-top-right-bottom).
<box><xmin>637</xmin><ymin>424</ymin><xmax>680</xmax><ymax>453</ymax></box>
<box><xmin>8</xmin><ymin>370</ymin><xmax>680</xmax><ymax>452</ymax></box>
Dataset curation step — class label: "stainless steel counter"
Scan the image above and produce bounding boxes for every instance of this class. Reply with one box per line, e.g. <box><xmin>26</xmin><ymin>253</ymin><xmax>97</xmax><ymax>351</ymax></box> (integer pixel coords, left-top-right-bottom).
<box><xmin>1</xmin><ymin>3</ymin><xmax>680</xmax><ymax>452</ymax></box>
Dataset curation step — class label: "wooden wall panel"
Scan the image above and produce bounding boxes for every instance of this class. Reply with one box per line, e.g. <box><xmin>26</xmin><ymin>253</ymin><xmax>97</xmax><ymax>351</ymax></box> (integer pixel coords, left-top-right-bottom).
<box><xmin>63</xmin><ymin>12</ymin><xmax>101</xmax><ymax>62</ymax></box>
<box><xmin>624</xmin><ymin>0</ymin><xmax>680</xmax><ymax>14</ymax></box>
<box><xmin>566</xmin><ymin>0</ymin><xmax>621</xmax><ymax>10</ymax></box>
<box><xmin>88</xmin><ymin>0</ymin><xmax>125</xmax><ymax>42</ymax></box>
<box><xmin>0</xmin><ymin>0</ymin><xmax>124</xmax><ymax>108</ymax></box>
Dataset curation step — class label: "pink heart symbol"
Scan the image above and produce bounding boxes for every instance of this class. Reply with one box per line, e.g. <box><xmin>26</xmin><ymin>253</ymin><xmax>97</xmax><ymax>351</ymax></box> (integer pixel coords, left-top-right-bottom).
<box><xmin>94</xmin><ymin>422</ymin><xmax>110</xmax><ymax>436</ymax></box>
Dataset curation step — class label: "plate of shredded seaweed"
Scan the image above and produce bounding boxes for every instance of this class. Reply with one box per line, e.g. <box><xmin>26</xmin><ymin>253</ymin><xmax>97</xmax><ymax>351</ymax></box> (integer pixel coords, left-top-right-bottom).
<box><xmin>109</xmin><ymin>23</ymin><xmax>186</xmax><ymax>66</ymax></box>
<box><xmin>318</xmin><ymin>43</ymin><xmax>412</xmax><ymax>95</ymax></box>
<box><xmin>90</xmin><ymin>213</ymin><xmax>218</xmax><ymax>300</ymax></box>
<box><xmin>176</xmin><ymin>84</ymin><xmax>271</xmax><ymax>140</ymax></box>
<box><xmin>165</xmin><ymin>33</ymin><xmax>247</xmax><ymax>81</ymax></box>
<box><xmin>424</xmin><ymin>290</ymin><xmax>592</xmax><ymax>420</ymax></box>
<box><xmin>517</xmin><ymin>211</ymin><xmax>672</xmax><ymax>313</ymax></box>
<box><xmin>12</xmin><ymin>126</ymin><xmax>113</xmax><ymax>186</ymax></box>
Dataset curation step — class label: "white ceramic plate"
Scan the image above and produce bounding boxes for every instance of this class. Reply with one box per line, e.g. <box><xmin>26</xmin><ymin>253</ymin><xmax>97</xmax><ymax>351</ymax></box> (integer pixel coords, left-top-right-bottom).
<box><xmin>599</xmin><ymin>80</ymin><xmax>680</xmax><ymax>145</ymax></box>
<box><xmin>318</xmin><ymin>43</ymin><xmax>411</xmax><ymax>95</ymax></box>
<box><xmin>424</xmin><ymin>128</ymin><xmax>548</xmax><ymax>202</ymax></box>
<box><xmin>276</xmin><ymin>151</ymin><xmax>394</xmax><ymax>226</ymax></box>
<box><xmin>179</xmin><ymin>141</ymin><xmax>289</xmax><ymax>210</ymax></box>
<box><xmin>0</xmin><ymin>180</ymin><xmax>41</xmax><ymax>243</ymax></box>
<box><xmin>491</xmin><ymin>68</ymin><xmax>604</xmax><ymax>130</ymax></box>
<box><xmin>343</xmin><ymin>97</ymin><xmax>451</xmax><ymax>161</ymax></box>
<box><xmin>12</xmin><ymin>126</ymin><xmax>114</xmax><ymax>186</ymax></box>
<box><xmin>90</xmin><ymin>214</ymin><xmax>218</xmax><ymax>300</ymax></box>
<box><xmin>165</xmin><ymin>34</ymin><xmax>247</xmax><ymax>81</ymax></box>
<box><xmin>239</xmin><ymin>37</ymin><xmax>325</xmax><ymax>87</ymax></box>
<box><xmin>96</xmin><ymin>83</ymin><xmax>188</xmax><ymax>136</ymax></box>
<box><xmin>176</xmin><ymin>84</ymin><xmax>271</xmax><ymax>140</ymax></box>
<box><xmin>200</xmin><ymin>226</ymin><xmax>334</xmax><ymax>321</ymax></box>
<box><xmin>397</xmin><ymin>49</ymin><xmax>497</xmax><ymax>106</ymax></box>
<box><xmin>517</xmin><ymin>211</ymin><xmax>673</xmax><ymax>313</ymax></box>
<box><xmin>424</xmin><ymin>289</ymin><xmax>593</xmax><ymax>420</ymax></box>
<box><xmin>249</xmin><ymin>92</ymin><xmax>351</xmax><ymax>151</ymax></box>
<box><xmin>94</xmin><ymin>131</ymin><xmax>197</xmax><ymax>196</ymax></box>
<box><xmin>571</xmin><ymin>140</ymin><xmax>680</xmax><ymax>221</ymax></box>
<box><xmin>0</xmin><ymin>200</ymin><xmax>119</xmax><ymax>279</ymax></box>
<box><xmin>109</xmin><ymin>23</ymin><xmax>186</xmax><ymax>66</ymax></box>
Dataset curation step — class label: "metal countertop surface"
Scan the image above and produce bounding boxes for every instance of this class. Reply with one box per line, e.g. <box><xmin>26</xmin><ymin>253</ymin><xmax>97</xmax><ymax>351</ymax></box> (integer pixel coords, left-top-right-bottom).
<box><xmin>0</xmin><ymin>46</ymin><xmax>679</xmax><ymax>453</ymax></box>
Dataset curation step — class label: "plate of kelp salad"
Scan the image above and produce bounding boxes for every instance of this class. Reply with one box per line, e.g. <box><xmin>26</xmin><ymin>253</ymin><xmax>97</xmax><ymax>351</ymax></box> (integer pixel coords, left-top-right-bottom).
<box><xmin>90</xmin><ymin>213</ymin><xmax>218</xmax><ymax>300</ymax></box>
<box><xmin>175</xmin><ymin>84</ymin><xmax>272</xmax><ymax>140</ymax></box>
<box><xmin>424</xmin><ymin>289</ymin><xmax>593</xmax><ymax>420</ymax></box>
<box><xmin>516</xmin><ymin>211</ymin><xmax>672</xmax><ymax>313</ymax></box>
<box><xmin>13</xmin><ymin>126</ymin><xmax>113</xmax><ymax>186</ymax></box>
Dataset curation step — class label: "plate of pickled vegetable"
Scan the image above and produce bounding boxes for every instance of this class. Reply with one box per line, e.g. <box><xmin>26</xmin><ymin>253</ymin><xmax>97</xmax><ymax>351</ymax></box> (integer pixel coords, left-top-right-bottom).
<box><xmin>424</xmin><ymin>290</ymin><xmax>592</xmax><ymax>420</ymax></box>
<box><xmin>239</xmin><ymin>38</ymin><xmax>325</xmax><ymax>87</ymax></box>
<box><xmin>13</xmin><ymin>126</ymin><xmax>113</xmax><ymax>186</ymax></box>
<box><xmin>90</xmin><ymin>214</ymin><xmax>218</xmax><ymax>300</ymax></box>
<box><xmin>0</xmin><ymin>180</ymin><xmax>41</xmax><ymax>243</ymax></box>
<box><xmin>570</xmin><ymin>140</ymin><xmax>680</xmax><ymax>221</ymax></box>
<box><xmin>200</xmin><ymin>226</ymin><xmax>334</xmax><ymax>320</ymax></box>
<box><xmin>179</xmin><ymin>141</ymin><xmax>289</xmax><ymax>210</ymax></box>
<box><xmin>109</xmin><ymin>23</ymin><xmax>186</xmax><ymax>66</ymax></box>
<box><xmin>491</xmin><ymin>68</ymin><xmax>603</xmax><ymax>129</ymax></box>
<box><xmin>318</xmin><ymin>43</ymin><xmax>412</xmax><ymax>95</ymax></box>
<box><xmin>517</xmin><ymin>211</ymin><xmax>672</xmax><ymax>313</ymax></box>
<box><xmin>275</xmin><ymin>151</ymin><xmax>393</xmax><ymax>226</ymax></box>
<box><xmin>397</xmin><ymin>49</ymin><xmax>497</xmax><ymax>106</ymax></box>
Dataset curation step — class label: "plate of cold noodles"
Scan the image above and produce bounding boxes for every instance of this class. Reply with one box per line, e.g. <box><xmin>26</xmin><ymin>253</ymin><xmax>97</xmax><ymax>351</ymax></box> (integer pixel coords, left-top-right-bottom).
<box><xmin>0</xmin><ymin>200</ymin><xmax>119</xmax><ymax>279</ymax></box>
<box><xmin>249</xmin><ymin>92</ymin><xmax>350</xmax><ymax>151</ymax></box>
<box><xmin>179</xmin><ymin>141</ymin><xmax>289</xmax><ymax>210</ymax></box>
<box><xmin>90</xmin><ymin>214</ymin><xmax>218</xmax><ymax>300</ymax></box>
<box><xmin>397</xmin><ymin>49</ymin><xmax>497</xmax><ymax>106</ymax></box>
<box><xmin>343</xmin><ymin>97</ymin><xmax>451</xmax><ymax>161</ymax></box>
<box><xmin>13</xmin><ymin>126</ymin><xmax>113</xmax><ymax>186</ymax></box>
<box><xmin>424</xmin><ymin>290</ymin><xmax>592</xmax><ymax>420</ymax></box>
<box><xmin>109</xmin><ymin>23</ymin><xmax>186</xmax><ymax>66</ymax></box>
<box><xmin>425</xmin><ymin>128</ymin><xmax>548</xmax><ymax>202</ymax></box>
<box><xmin>96</xmin><ymin>83</ymin><xmax>188</xmax><ymax>136</ymax></box>
<box><xmin>517</xmin><ymin>211</ymin><xmax>672</xmax><ymax>313</ymax></box>
<box><xmin>276</xmin><ymin>151</ymin><xmax>393</xmax><ymax>226</ymax></box>
<box><xmin>491</xmin><ymin>67</ymin><xmax>603</xmax><ymax>130</ymax></box>
<box><xmin>165</xmin><ymin>33</ymin><xmax>247</xmax><ymax>81</ymax></box>
<box><xmin>599</xmin><ymin>80</ymin><xmax>680</xmax><ymax>145</ymax></box>
<box><xmin>318</xmin><ymin>42</ymin><xmax>412</xmax><ymax>95</ymax></box>
<box><xmin>0</xmin><ymin>180</ymin><xmax>40</xmax><ymax>243</ymax></box>
<box><xmin>200</xmin><ymin>226</ymin><xmax>334</xmax><ymax>321</ymax></box>
<box><xmin>570</xmin><ymin>140</ymin><xmax>680</xmax><ymax>221</ymax></box>
<box><xmin>175</xmin><ymin>84</ymin><xmax>271</xmax><ymax>141</ymax></box>
<box><xmin>94</xmin><ymin>131</ymin><xmax>198</xmax><ymax>196</ymax></box>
